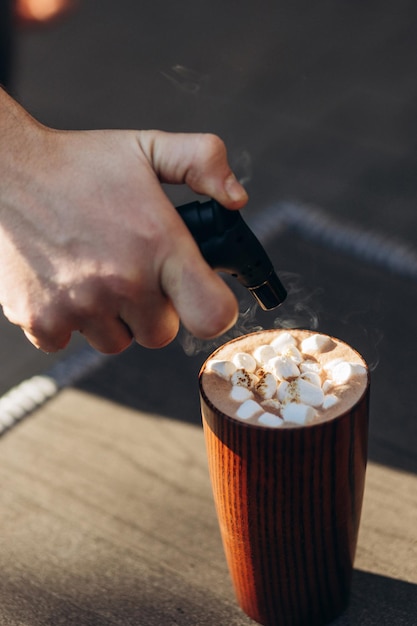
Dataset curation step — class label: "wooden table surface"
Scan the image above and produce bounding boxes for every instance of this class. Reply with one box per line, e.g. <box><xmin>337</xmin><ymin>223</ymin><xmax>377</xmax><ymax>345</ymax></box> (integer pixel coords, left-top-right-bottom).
<box><xmin>0</xmin><ymin>387</ymin><xmax>415</xmax><ymax>626</ymax></box>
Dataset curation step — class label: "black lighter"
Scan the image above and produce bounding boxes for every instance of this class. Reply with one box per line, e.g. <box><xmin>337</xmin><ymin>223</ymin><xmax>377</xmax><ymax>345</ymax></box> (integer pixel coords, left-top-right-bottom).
<box><xmin>177</xmin><ymin>199</ymin><xmax>286</xmax><ymax>311</ymax></box>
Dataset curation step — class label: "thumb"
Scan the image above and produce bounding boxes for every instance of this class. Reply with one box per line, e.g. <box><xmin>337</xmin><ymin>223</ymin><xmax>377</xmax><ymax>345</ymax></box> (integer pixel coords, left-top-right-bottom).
<box><xmin>160</xmin><ymin>241</ymin><xmax>238</xmax><ymax>339</ymax></box>
<box><xmin>137</xmin><ymin>131</ymin><xmax>248</xmax><ymax>209</ymax></box>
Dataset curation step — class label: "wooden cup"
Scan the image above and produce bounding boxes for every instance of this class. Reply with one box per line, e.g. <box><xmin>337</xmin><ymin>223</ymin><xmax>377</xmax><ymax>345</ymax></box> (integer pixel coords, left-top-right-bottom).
<box><xmin>199</xmin><ymin>338</ymin><xmax>369</xmax><ymax>626</ymax></box>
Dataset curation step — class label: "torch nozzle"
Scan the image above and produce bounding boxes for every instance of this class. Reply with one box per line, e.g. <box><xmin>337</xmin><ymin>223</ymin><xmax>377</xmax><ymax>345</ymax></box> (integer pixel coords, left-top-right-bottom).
<box><xmin>249</xmin><ymin>271</ymin><xmax>288</xmax><ymax>311</ymax></box>
<box><xmin>176</xmin><ymin>199</ymin><xmax>287</xmax><ymax>311</ymax></box>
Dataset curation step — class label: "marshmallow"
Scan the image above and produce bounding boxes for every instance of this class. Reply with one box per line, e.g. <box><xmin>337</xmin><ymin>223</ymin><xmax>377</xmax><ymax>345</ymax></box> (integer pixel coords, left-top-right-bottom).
<box><xmin>282</xmin><ymin>402</ymin><xmax>316</xmax><ymax>425</ymax></box>
<box><xmin>301</xmin><ymin>334</ymin><xmax>336</xmax><ymax>355</ymax></box>
<box><xmin>268</xmin><ymin>356</ymin><xmax>300</xmax><ymax>381</ymax></box>
<box><xmin>322</xmin><ymin>379</ymin><xmax>334</xmax><ymax>394</ymax></box>
<box><xmin>207</xmin><ymin>359</ymin><xmax>236</xmax><ymax>380</ymax></box>
<box><xmin>328</xmin><ymin>361</ymin><xmax>366</xmax><ymax>385</ymax></box>
<box><xmin>258</xmin><ymin>412</ymin><xmax>284</xmax><ymax>427</ymax></box>
<box><xmin>328</xmin><ymin>361</ymin><xmax>356</xmax><ymax>385</ymax></box>
<box><xmin>323</xmin><ymin>358</ymin><xmax>344</xmax><ymax>373</ymax></box>
<box><xmin>236</xmin><ymin>399</ymin><xmax>263</xmax><ymax>420</ymax></box>
<box><xmin>351</xmin><ymin>363</ymin><xmax>367</xmax><ymax>377</ymax></box>
<box><xmin>270</xmin><ymin>332</ymin><xmax>297</xmax><ymax>353</ymax></box>
<box><xmin>278</xmin><ymin>378</ymin><xmax>324</xmax><ymax>407</ymax></box>
<box><xmin>230</xmin><ymin>385</ymin><xmax>254</xmax><ymax>402</ymax></box>
<box><xmin>262</xmin><ymin>398</ymin><xmax>281</xmax><ymax>413</ymax></box>
<box><xmin>281</xmin><ymin>345</ymin><xmax>303</xmax><ymax>364</ymax></box>
<box><xmin>322</xmin><ymin>394</ymin><xmax>339</xmax><ymax>409</ymax></box>
<box><xmin>277</xmin><ymin>381</ymin><xmax>292</xmax><ymax>402</ymax></box>
<box><xmin>255</xmin><ymin>372</ymin><xmax>277</xmax><ymax>400</ymax></box>
<box><xmin>300</xmin><ymin>360</ymin><xmax>321</xmax><ymax>374</ymax></box>
<box><xmin>297</xmin><ymin>379</ymin><xmax>325</xmax><ymax>407</ymax></box>
<box><xmin>231</xmin><ymin>369</ymin><xmax>258</xmax><ymax>388</ymax></box>
<box><xmin>300</xmin><ymin>371</ymin><xmax>322</xmax><ymax>387</ymax></box>
<box><xmin>232</xmin><ymin>352</ymin><xmax>257</xmax><ymax>373</ymax></box>
<box><xmin>253</xmin><ymin>344</ymin><xmax>276</xmax><ymax>365</ymax></box>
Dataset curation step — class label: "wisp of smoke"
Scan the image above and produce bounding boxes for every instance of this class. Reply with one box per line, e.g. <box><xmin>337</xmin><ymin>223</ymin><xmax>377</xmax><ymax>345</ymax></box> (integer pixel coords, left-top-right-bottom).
<box><xmin>272</xmin><ymin>272</ymin><xmax>321</xmax><ymax>331</ymax></box>
<box><xmin>160</xmin><ymin>64</ymin><xmax>209</xmax><ymax>95</ymax></box>
<box><xmin>337</xmin><ymin>301</ymin><xmax>384</xmax><ymax>372</ymax></box>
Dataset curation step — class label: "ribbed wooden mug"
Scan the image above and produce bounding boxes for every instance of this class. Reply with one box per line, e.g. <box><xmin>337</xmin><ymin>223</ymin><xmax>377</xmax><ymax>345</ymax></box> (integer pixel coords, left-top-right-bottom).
<box><xmin>199</xmin><ymin>343</ymin><xmax>369</xmax><ymax>626</ymax></box>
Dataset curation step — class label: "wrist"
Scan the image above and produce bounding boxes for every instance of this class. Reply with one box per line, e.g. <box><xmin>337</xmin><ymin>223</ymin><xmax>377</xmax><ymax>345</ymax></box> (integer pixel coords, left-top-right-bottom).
<box><xmin>0</xmin><ymin>86</ymin><xmax>47</xmax><ymax>153</ymax></box>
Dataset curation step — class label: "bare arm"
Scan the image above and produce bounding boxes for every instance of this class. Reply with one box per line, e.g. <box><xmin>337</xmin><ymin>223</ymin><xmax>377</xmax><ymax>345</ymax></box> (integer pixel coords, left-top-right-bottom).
<box><xmin>0</xmin><ymin>88</ymin><xmax>248</xmax><ymax>353</ymax></box>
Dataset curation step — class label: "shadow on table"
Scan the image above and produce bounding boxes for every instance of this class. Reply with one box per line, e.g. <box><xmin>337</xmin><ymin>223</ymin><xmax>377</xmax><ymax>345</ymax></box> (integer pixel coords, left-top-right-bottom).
<box><xmin>76</xmin><ymin>338</ymin><xmax>206</xmax><ymax>426</ymax></box>
<box><xmin>335</xmin><ymin>569</ymin><xmax>417</xmax><ymax>625</ymax></box>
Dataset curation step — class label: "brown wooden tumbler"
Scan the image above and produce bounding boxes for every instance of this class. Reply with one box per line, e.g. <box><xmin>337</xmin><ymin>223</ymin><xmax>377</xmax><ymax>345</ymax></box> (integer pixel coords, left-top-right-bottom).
<box><xmin>199</xmin><ymin>340</ymin><xmax>369</xmax><ymax>626</ymax></box>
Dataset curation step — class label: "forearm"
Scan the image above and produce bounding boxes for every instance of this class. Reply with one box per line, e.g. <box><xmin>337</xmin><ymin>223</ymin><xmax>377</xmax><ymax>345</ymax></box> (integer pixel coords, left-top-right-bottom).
<box><xmin>0</xmin><ymin>86</ymin><xmax>38</xmax><ymax>144</ymax></box>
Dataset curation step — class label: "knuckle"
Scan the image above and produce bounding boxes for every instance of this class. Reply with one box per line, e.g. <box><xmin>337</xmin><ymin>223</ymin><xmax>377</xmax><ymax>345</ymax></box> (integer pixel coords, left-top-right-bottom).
<box><xmin>23</xmin><ymin>307</ymin><xmax>70</xmax><ymax>351</ymax></box>
<box><xmin>138</xmin><ymin>325</ymin><xmax>178</xmax><ymax>349</ymax></box>
<box><xmin>185</xmin><ymin>134</ymin><xmax>228</xmax><ymax>191</ymax></box>
<box><xmin>134</xmin><ymin>309</ymin><xmax>179</xmax><ymax>350</ymax></box>
<box><xmin>198</xmin><ymin>133</ymin><xmax>226</xmax><ymax>160</ymax></box>
<box><xmin>16</xmin><ymin>307</ymin><xmax>46</xmax><ymax>339</ymax></box>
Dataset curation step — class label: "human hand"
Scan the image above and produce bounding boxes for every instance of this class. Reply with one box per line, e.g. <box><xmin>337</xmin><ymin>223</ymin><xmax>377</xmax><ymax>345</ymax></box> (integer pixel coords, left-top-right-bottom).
<box><xmin>0</xmin><ymin>91</ymin><xmax>248</xmax><ymax>353</ymax></box>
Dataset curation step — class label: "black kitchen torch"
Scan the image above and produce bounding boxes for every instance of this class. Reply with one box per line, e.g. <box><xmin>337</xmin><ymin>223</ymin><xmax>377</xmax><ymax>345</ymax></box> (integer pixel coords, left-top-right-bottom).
<box><xmin>177</xmin><ymin>199</ymin><xmax>286</xmax><ymax>311</ymax></box>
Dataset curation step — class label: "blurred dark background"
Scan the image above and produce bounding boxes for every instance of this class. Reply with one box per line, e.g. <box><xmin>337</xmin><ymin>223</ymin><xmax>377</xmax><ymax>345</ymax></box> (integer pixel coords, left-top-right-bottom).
<box><xmin>1</xmin><ymin>0</ymin><xmax>416</xmax><ymax>472</ymax></box>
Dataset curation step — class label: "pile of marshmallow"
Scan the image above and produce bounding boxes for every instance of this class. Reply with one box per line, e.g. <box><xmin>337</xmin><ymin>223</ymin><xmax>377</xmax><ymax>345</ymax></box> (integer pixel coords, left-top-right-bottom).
<box><xmin>206</xmin><ymin>332</ymin><xmax>367</xmax><ymax>427</ymax></box>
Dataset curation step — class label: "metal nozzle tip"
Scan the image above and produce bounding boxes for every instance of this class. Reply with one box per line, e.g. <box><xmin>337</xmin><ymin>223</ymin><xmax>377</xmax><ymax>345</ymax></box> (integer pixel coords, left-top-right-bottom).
<box><xmin>249</xmin><ymin>272</ymin><xmax>287</xmax><ymax>311</ymax></box>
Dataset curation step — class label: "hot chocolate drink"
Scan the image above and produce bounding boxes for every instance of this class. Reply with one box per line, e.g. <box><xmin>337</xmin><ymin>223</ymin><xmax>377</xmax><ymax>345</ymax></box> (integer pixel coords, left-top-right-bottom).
<box><xmin>199</xmin><ymin>329</ymin><xmax>369</xmax><ymax>625</ymax></box>
<box><xmin>201</xmin><ymin>329</ymin><xmax>368</xmax><ymax>427</ymax></box>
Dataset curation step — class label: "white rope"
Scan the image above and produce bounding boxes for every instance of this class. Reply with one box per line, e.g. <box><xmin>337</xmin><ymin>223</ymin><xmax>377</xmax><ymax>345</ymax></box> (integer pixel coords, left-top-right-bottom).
<box><xmin>0</xmin><ymin>346</ymin><xmax>108</xmax><ymax>435</ymax></box>
<box><xmin>1</xmin><ymin>200</ymin><xmax>415</xmax><ymax>435</ymax></box>
<box><xmin>249</xmin><ymin>201</ymin><xmax>417</xmax><ymax>280</ymax></box>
